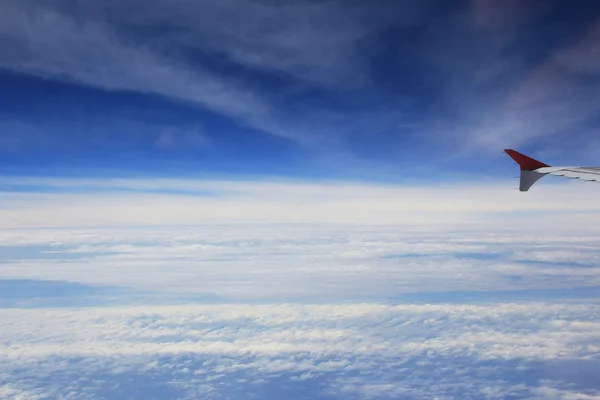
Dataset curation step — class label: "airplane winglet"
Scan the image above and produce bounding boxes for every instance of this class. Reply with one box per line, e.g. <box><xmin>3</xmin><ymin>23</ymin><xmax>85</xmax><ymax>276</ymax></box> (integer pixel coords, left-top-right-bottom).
<box><xmin>504</xmin><ymin>149</ymin><xmax>550</xmax><ymax>192</ymax></box>
<box><xmin>504</xmin><ymin>149</ymin><xmax>550</xmax><ymax>170</ymax></box>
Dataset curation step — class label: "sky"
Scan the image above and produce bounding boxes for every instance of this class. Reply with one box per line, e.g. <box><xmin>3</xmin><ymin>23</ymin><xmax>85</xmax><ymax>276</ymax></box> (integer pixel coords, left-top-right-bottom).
<box><xmin>2</xmin><ymin>0</ymin><xmax>600</xmax><ymax>179</ymax></box>
<box><xmin>2</xmin><ymin>0</ymin><xmax>600</xmax><ymax>399</ymax></box>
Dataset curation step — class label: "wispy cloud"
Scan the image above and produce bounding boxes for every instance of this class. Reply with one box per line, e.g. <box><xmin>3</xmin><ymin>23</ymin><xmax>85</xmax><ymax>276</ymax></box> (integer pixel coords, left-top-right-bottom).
<box><xmin>0</xmin><ymin>0</ymin><xmax>425</xmax><ymax>87</ymax></box>
<box><xmin>2</xmin><ymin>1</ymin><xmax>600</xmax><ymax>168</ymax></box>
<box><xmin>0</xmin><ymin>0</ymin><xmax>419</xmax><ymax>147</ymax></box>
<box><xmin>154</xmin><ymin>124</ymin><xmax>210</xmax><ymax>150</ymax></box>
<box><xmin>429</xmin><ymin>4</ymin><xmax>600</xmax><ymax>158</ymax></box>
<box><xmin>0</xmin><ymin>0</ymin><xmax>289</xmax><ymax>140</ymax></box>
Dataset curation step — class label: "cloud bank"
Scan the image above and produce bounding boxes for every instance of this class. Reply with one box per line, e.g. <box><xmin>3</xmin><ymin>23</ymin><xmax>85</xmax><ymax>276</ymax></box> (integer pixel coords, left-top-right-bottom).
<box><xmin>1</xmin><ymin>180</ymin><xmax>599</xmax><ymax>398</ymax></box>
<box><xmin>2</xmin><ymin>302</ymin><xmax>600</xmax><ymax>399</ymax></box>
<box><xmin>2</xmin><ymin>221</ymin><xmax>600</xmax><ymax>302</ymax></box>
<box><xmin>2</xmin><ymin>176</ymin><xmax>600</xmax><ymax>227</ymax></box>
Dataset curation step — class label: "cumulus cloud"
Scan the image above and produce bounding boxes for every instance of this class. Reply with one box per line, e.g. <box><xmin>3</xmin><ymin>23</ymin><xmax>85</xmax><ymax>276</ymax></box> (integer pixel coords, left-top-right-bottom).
<box><xmin>1</xmin><ymin>303</ymin><xmax>600</xmax><ymax>399</ymax></box>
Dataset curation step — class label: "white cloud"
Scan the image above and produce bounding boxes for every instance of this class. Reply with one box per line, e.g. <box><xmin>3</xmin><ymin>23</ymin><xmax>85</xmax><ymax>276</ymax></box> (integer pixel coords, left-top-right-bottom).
<box><xmin>1</xmin><ymin>177</ymin><xmax>599</xmax><ymax>398</ymax></box>
<box><xmin>5</xmin><ymin>0</ymin><xmax>598</xmax><ymax>157</ymax></box>
<box><xmin>2</xmin><ymin>177</ymin><xmax>600</xmax><ymax>228</ymax></box>
<box><xmin>0</xmin><ymin>0</ymin><xmax>424</xmax><ymax>149</ymax></box>
<box><xmin>1</xmin><ymin>303</ymin><xmax>599</xmax><ymax>399</ymax></box>
<box><xmin>1</xmin><ymin>217</ymin><xmax>599</xmax><ymax>397</ymax></box>
<box><xmin>0</xmin><ymin>0</ymin><xmax>423</xmax><ymax>87</ymax></box>
<box><xmin>0</xmin><ymin>0</ymin><xmax>291</xmax><ymax>141</ymax></box>
<box><xmin>1</xmin><ymin>0</ymin><xmax>599</xmax><ymax>165</ymax></box>
<box><xmin>1</xmin><ymin>208</ymin><xmax>600</xmax><ymax>300</ymax></box>
<box><xmin>389</xmin><ymin>4</ymin><xmax>600</xmax><ymax>157</ymax></box>
<box><xmin>0</xmin><ymin>385</ymin><xmax>43</xmax><ymax>400</ymax></box>
<box><xmin>530</xmin><ymin>385</ymin><xmax>600</xmax><ymax>400</ymax></box>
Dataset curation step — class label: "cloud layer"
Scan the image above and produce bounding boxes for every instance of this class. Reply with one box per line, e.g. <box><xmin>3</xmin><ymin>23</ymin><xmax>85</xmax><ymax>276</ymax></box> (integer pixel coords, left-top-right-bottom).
<box><xmin>2</xmin><ymin>180</ymin><xmax>600</xmax><ymax>398</ymax></box>
<box><xmin>2</xmin><ymin>302</ymin><xmax>600</xmax><ymax>399</ymax></box>
<box><xmin>3</xmin><ymin>176</ymin><xmax>600</xmax><ymax>227</ymax></box>
<box><xmin>2</xmin><ymin>220</ymin><xmax>600</xmax><ymax>302</ymax></box>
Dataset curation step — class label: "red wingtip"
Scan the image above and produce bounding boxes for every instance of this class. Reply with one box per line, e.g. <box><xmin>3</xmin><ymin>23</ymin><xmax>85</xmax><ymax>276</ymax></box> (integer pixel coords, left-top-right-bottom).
<box><xmin>504</xmin><ymin>149</ymin><xmax>550</xmax><ymax>170</ymax></box>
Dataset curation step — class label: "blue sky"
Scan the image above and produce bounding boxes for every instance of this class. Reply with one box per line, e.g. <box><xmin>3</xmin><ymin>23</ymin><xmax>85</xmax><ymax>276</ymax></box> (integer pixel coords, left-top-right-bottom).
<box><xmin>3</xmin><ymin>1</ymin><xmax>600</xmax><ymax>399</ymax></box>
<box><xmin>3</xmin><ymin>0</ymin><xmax>600</xmax><ymax>181</ymax></box>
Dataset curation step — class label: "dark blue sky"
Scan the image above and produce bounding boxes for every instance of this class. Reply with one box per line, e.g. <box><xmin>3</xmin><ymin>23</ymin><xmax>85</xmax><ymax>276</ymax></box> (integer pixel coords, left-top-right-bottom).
<box><xmin>2</xmin><ymin>0</ymin><xmax>600</xmax><ymax>181</ymax></box>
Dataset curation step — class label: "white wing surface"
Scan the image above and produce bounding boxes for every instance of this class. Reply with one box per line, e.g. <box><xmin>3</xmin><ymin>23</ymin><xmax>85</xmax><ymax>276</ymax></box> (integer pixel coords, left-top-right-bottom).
<box><xmin>504</xmin><ymin>149</ymin><xmax>600</xmax><ymax>191</ymax></box>
<box><xmin>536</xmin><ymin>167</ymin><xmax>600</xmax><ymax>182</ymax></box>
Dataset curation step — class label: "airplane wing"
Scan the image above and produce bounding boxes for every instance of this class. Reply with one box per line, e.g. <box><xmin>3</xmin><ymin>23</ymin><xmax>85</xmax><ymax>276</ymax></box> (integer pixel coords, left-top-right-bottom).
<box><xmin>504</xmin><ymin>149</ymin><xmax>600</xmax><ymax>191</ymax></box>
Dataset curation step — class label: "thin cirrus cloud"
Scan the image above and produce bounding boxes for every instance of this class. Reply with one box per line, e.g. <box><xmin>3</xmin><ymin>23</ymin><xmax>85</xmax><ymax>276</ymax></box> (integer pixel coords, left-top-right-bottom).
<box><xmin>0</xmin><ymin>0</ymin><xmax>282</xmax><ymax>134</ymax></box>
<box><xmin>2</xmin><ymin>0</ymin><xmax>600</xmax><ymax>160</ymax></box>
<box><xmin>0</xmin><ymin>0</ymin><xmax>396</xmax><ymax>147</ymax></box>
<box><xmin>420</xmin><ymin>1</ymin><xmax>600</xmax><ymax>159</ymax></box>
